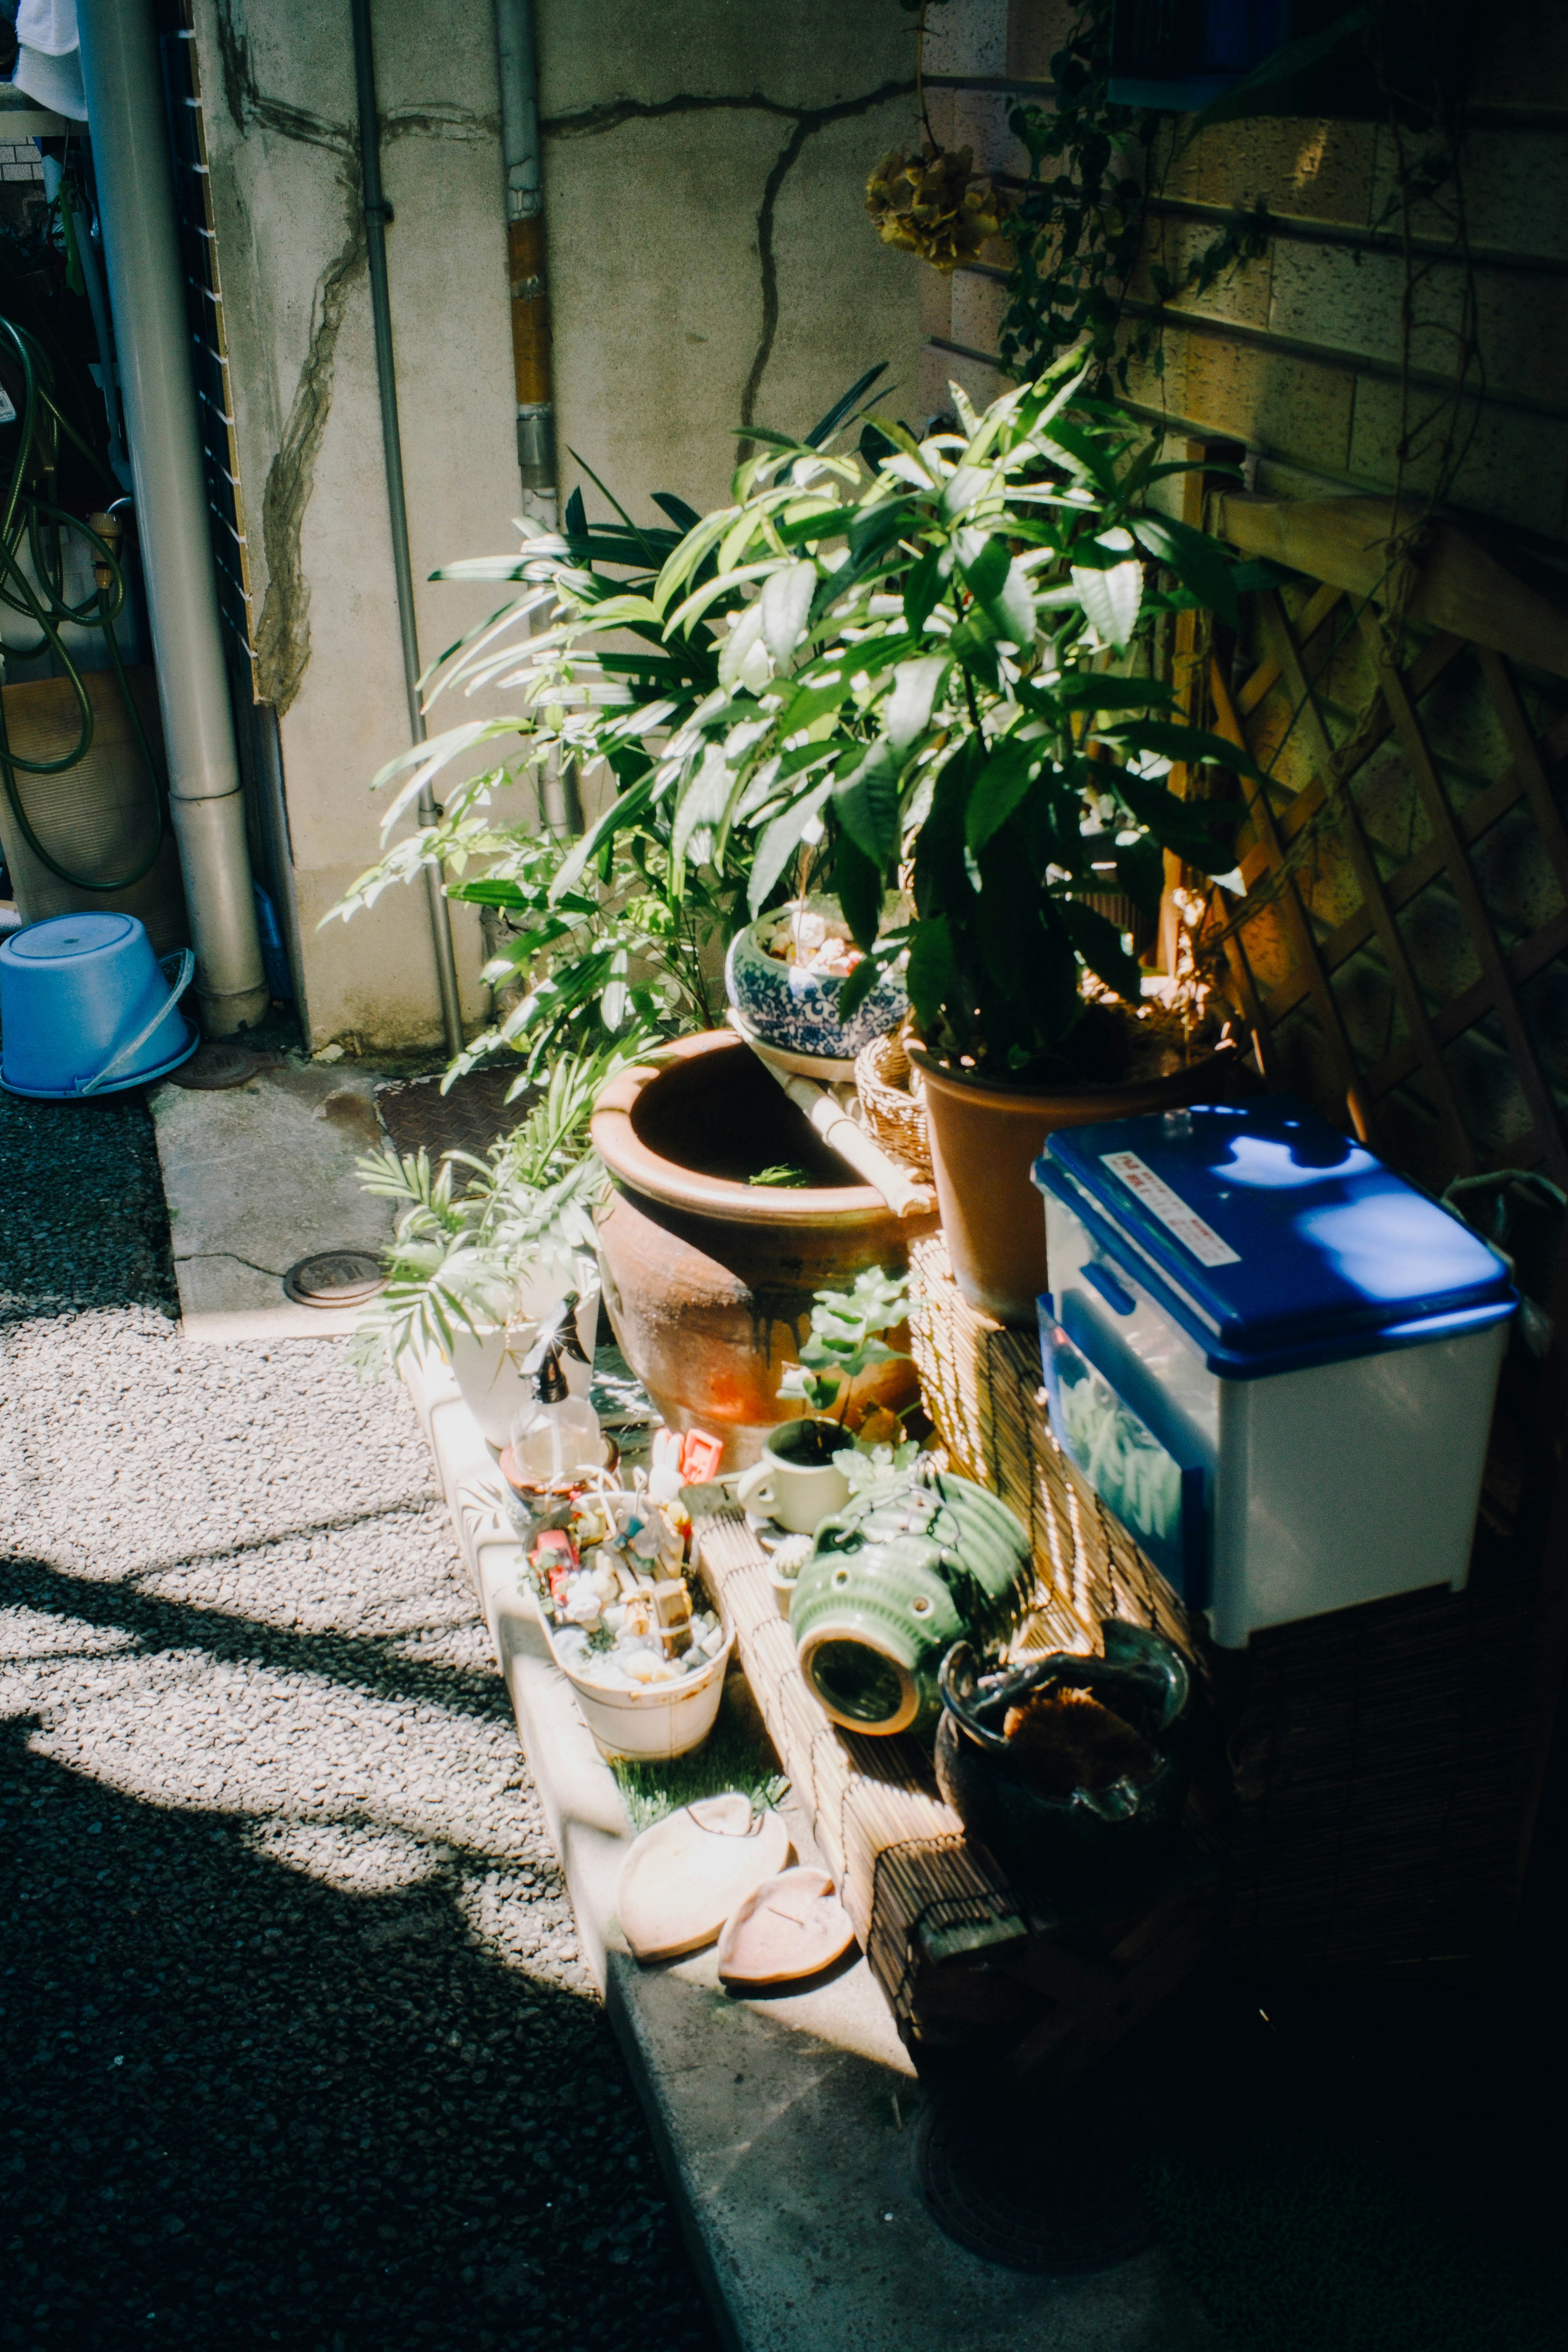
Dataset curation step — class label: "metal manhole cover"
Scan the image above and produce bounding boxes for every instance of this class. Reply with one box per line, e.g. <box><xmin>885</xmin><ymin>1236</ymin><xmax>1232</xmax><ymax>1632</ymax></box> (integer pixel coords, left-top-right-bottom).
<box><xmin>282</xmin><ymin>1249</ymin><xmax>387</xmax><ymax>1307</ymax></box>
<box><xmin>167</xmin><ymin>1039</ymin><xmax>275</xmax><ymax>1091</ymax></box>
<box><xmin>916</xmin><ymin>2093</ymin><xmax>1152</xmax><ymax>2274</ymax></box>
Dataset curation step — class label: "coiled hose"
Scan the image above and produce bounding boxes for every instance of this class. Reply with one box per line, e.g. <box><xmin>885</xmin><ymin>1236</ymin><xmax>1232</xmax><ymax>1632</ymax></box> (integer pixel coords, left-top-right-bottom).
<box><xmin>0</xmin><ymin>313</ymin><xmax>165</xmax><ymax>891</ymax></box>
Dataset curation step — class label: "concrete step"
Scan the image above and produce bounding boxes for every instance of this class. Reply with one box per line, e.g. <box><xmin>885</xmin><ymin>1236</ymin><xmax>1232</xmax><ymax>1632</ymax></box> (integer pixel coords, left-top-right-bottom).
<box><xmin>405</xmin><ymin>1350</ymin><xmax>1212</xmax><ymax>2352</ymax></box>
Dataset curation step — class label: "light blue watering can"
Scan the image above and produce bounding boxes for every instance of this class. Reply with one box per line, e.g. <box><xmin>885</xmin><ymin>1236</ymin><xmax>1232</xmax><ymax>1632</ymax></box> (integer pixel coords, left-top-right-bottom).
<box><xmin>0</xmin><ymin>912</ymin><xmax>198</xmax><ymax>1099</ymax></box>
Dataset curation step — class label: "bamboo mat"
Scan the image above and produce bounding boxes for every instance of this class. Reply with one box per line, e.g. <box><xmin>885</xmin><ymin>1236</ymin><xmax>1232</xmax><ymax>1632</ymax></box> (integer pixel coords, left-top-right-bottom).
<box><xmin>689</xmin><ymin>1504</ymin><xmax>1030</xmax><ymax>2040</ymax></box>
<box><xmin>907</xmin><ymin>1236</ymin><xmax>1208</xmax><ymax>1673</ymax></box>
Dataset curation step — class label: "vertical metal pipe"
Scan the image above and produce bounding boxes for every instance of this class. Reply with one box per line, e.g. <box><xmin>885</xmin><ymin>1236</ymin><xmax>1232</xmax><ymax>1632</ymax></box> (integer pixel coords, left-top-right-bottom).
<box><xmin>75</xmin><ymin>0</ymin><xmax>269</xmax><ymax>1034</ymax></box>
<box><xmin>348</xmin><ymin>0</ymin><xmax>464</xmax><ymax>1058</ymax></box>
<box><xmin>494</xmin><ymin>0</ymin><xmax>555</xmax><ymax>497</ymax></box>
<box><xmin>495</xmin><ymin>0</ymin><xmax>577</xmax><ymax>837</ymax></box>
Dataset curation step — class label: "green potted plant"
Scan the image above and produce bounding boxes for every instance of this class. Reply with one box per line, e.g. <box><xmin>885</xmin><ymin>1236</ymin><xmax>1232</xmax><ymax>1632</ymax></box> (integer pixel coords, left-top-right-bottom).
<box><xmin>602</xmin><ymin>357</ymin><xmax>1262</xmax><ymax>1321</ymax></box>
<box><xmin>351</xmin><ymin>1041</ymin><xmax>637</xmax><ymax>1442</ymax></box>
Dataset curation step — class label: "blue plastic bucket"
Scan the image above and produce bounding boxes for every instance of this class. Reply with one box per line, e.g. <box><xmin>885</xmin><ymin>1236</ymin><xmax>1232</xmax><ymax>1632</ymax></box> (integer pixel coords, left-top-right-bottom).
<box><xmin>0</xmin><ymin>912</ymin><xmax>198</xmax><ymax>1099</ymax></box>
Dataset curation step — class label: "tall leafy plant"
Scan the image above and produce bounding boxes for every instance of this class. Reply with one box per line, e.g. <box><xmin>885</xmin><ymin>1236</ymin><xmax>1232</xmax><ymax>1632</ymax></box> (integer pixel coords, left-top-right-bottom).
<box><xmin>553</xmin><ymin>356</ymin><xmax>1263</xmax><ymax>1081</ymax></box>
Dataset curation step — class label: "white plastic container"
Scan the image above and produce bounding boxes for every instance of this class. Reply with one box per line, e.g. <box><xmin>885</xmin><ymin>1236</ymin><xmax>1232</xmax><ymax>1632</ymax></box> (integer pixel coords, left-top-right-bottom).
<box><xmin>445</xmin><ymin>1281</ymin><xmax>599</xmax><ymax>1448</ymax></box>
<box><xmin>1033</xmin><ymin>1096</ymin><xmax>1515</xmax><ymax>1648</ymax></box>
<box><xmin>543</xmin><ymin>1619</ymin><xmax>734</xmax><ymax>1761</ymax></box>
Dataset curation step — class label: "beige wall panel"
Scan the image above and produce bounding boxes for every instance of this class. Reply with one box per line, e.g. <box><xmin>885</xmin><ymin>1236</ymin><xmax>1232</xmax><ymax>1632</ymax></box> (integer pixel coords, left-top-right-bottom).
<box><xmin>923</xmin><ymin>0</ymin><xmax>1009</xmax><ymax>81</ymax></box>
<box><xmin>1167</xmin><ymin>116</ymin><xmax>1377</xmax><ymax>225</ymax></box>
<box><xmin>950</xmin><ymin>266</ymin><xmax>1010</xmax><ymax>359</ymax></box>
<box><xmin>1180</xmin><ymin>333</ymin><xmax>1356</xmax><ymax>479</ymax></box>
<box><xmin>1346</xmin><ymin>377</ymin><xmax>1568</xmax><ymax>537</ymax></box>
<box><xmin>920</xmin><ymin>339</ymin><xmax>1004</xmax><ymax>422</ymax></box>
<box><xmin>1007</xmin><ymin>0</ymin><xmax>1077</xmax><ymax>83</ymax></box>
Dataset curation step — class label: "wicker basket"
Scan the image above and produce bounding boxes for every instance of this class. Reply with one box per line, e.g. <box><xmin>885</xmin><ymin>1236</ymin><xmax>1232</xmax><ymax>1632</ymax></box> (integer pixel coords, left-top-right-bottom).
<box><xmin>854</xmin><ymin>1030</ymin><xmax>932</xmax><ymax>1179</ymax></box>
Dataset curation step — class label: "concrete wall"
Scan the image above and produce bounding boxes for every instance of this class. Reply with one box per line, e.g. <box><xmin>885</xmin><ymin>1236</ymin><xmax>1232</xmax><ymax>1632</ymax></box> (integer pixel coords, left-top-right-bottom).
<box><xmin>192</xmin><ymin>0</ymin><xmax>921</xmax><ymax>1051</ymax></box>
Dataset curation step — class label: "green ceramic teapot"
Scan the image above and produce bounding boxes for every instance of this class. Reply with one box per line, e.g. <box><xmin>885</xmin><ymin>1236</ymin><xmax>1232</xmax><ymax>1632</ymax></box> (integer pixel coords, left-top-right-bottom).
<box><xmin>790</xmin><ymin>1466</ymin><xmax>1033</xmax><ymax>1736</ymax></box>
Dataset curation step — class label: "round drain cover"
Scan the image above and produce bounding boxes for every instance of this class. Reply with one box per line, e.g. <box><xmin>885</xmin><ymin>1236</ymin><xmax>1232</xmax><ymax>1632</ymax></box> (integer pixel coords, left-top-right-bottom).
<box><xmin>916</xmin><ymin>2092</ymin><xmax>1152</xmax><ymax>2274</ymax></box>
<box><xmin>283</xmin><ymin>1249</ymin><xmax>387</xmax><ymax>1307</ymax></box>
<box><xmin>168</xmin><ymin>1039</ymin><xmax>267</xmax><ymax>1091</ymax></box>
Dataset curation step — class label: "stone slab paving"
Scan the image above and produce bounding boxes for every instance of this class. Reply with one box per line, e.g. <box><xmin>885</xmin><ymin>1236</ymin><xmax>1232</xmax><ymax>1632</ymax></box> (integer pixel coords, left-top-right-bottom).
<box><xmin>147</xmin><ymin>1060</ymin><xmax>394</xmax><ymax>1342</ymax></box>
<box><xmin>0</xmin><ymin>1083</ymin><xmax>717</xmax><ymax>2352</ymax></box>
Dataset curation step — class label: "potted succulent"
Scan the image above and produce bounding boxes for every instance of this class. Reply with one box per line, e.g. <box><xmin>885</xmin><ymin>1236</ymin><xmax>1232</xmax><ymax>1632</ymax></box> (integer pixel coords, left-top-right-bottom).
<box><xmin>350</xmin><ymin>1042</ymin><xmax>632</xmax><ymax>1441</ymax></box>
<box><xmin>619</xmin><ymin>359</ymin><xmax>1262</xmax><ymax>1321</ymax></box>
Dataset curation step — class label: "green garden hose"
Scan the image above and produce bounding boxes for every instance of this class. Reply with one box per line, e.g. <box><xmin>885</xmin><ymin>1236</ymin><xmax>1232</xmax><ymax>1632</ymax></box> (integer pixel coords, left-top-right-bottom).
<box><xmin>0</xmin><ymin>314</ymin><xmax>166</xmax><ymax>892</ymax></box>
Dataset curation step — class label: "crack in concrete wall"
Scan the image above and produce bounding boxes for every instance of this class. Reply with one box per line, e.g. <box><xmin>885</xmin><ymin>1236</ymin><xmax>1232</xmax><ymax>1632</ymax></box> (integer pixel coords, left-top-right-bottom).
<box><xmin>542</xmin><ymin>80</ymin><xmax>914</xmax><ymax>432</ymax></box>
<box><xmin>210</xmin><ymin>7</ymin><xmax>908</xmax><ymax>714</ymax></box>
<box><xmin>253</xmin><ymin>221</ymin><xmax>366</xmax><ymax>716</ymax></box>
<box><xmin>212</xmin><ymin>2</ymin><xmax>494</xmax><ymax>714</ymax></box>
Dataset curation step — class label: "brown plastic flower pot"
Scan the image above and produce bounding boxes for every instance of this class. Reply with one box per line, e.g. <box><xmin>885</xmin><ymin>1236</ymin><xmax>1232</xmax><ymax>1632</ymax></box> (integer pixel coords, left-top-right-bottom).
<box><xmin>908</xmin><ymin>1040</ymin><xmax>1248</xmax><ymax>1327</ymax></box>
<box><xmin>591</xmin><ymin>1033</ymin><xmax>933</xmax><ymax>1471</ymax></box>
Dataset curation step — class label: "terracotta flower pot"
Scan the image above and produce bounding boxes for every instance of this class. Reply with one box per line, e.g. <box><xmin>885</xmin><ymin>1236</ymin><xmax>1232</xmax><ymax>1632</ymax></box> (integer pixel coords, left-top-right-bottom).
<box><xmin>591</xmin><ymin>1033</ymin><xmax>932</xmax><ymax>1472</ymax></box>
<box><xmin>907</xmin><ymin>1039</ymin><xmax>1248</xmax><ymax>1327</ymax></box>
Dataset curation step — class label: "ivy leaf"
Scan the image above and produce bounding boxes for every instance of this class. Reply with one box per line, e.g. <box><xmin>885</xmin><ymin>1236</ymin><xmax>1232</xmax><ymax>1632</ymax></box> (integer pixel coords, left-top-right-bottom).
<box><xmin>833</xmin><ymin>739</ymin><xmax>902</xmax><ymax>869</ymax></box>
<box><xmin>1060</xmin><ymin>900</ymin><xmax>1143</xmax><ymax>1001</ymax></box>
<box><xmin>1071</xmin><ymin>558</ymin><xmax>1143</xmax><ymax>648</ymax></box>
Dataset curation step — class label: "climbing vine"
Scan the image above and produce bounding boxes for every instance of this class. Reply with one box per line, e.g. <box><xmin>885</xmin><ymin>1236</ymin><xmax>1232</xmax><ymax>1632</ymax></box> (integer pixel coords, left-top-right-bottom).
<box><xmin>997</xmin><ymin>1</ymin><xmax>1274</xmax><ymax>392</ymax></box>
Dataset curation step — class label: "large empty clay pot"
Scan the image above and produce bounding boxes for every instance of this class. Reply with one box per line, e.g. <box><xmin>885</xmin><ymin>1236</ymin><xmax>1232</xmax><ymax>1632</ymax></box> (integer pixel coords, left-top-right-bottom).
<box><xmin>909</xmin><ymin>1042</ymin><xmax>1248</xmax><ymax>1327</ymax></box>
<box><xmin>591</xmin><ymin>1033</ymin><xmax>931</xmax><ymax>1471</ymax></box>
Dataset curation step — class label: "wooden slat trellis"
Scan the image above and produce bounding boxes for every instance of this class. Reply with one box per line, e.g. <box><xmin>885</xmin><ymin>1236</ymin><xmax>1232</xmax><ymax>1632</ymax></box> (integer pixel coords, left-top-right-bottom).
<box><xmin>1191</xmin><ymin>532</ymin><xmax>1568</xmax><ymax>1196</ymax></box>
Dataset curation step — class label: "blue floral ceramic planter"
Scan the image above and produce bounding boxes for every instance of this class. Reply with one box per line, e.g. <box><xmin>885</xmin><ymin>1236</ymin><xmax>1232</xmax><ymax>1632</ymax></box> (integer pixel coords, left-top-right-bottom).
<box><xmin>725</xmin><ymin>898</ymin><xmax>906</xmax><ymax>1061</ymax></box>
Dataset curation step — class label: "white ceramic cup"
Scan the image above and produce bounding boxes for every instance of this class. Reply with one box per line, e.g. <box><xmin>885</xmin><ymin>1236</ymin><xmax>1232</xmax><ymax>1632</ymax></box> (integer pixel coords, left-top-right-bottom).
<box><xmin>734</xmin><ymin>1419</ymin><xmax>852</xmax><ymax>1536</ymax></box>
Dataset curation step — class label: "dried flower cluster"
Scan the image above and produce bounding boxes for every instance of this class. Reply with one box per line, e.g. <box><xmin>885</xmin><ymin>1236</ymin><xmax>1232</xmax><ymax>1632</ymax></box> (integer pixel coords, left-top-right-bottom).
<box><xmin>865</xmin><ymin>144</ymin><xmax>1013</xmax><ymax>272</ymax></box>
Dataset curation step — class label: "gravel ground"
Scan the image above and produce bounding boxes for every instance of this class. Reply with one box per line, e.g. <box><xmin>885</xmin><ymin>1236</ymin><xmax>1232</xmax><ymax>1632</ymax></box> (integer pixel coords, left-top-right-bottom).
<box><xmin>0</xmin><ymin>1084</ymin><xmax>718</xmax><ymax>2352</ymax></box>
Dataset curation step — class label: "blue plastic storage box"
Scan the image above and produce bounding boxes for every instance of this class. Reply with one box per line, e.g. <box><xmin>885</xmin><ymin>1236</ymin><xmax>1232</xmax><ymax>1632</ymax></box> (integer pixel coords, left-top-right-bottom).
<box><xmin>1033</xmin><ymin>1096</ymin><xmax>1516</xmax><ymax>1647</ymax></box>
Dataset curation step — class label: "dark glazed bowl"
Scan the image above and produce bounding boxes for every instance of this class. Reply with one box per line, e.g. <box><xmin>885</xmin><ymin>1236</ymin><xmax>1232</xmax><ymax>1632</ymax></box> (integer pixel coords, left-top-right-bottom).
<box><xmin>934</xmin><ymin>1621</ymin><xmax>1192</xmax><ymax>1881</ymax></box>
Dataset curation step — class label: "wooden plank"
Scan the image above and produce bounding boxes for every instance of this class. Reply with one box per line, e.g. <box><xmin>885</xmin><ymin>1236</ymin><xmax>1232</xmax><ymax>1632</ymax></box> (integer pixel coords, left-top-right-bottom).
<box><xmin>1236</xmin><ymin>632</ymin><xmax>1465</xmax><ymax>887</ymax></box>
<box><xmin>1259</xmin><ymin>592</ymin><xmax>1476</xmax><ymax>1172</ymax></box>
<box><xmin>1215</xmin><ymin>493</ymin><xmax>1568</xmax><ymax>681</ymax></box>
<box><xmin>1242</xmin><ymin>700</ymin><xmax>1568</xmax><ymax>1032</ymax></box>
<box><xmin>1477</xmin><ymin>649</ymin><xmax>1568</xmax><ymax>906</ymax></box>
<box><xmin>1237</xmin><ymin>580</ymin><xmax>1343</xmax><ymax>719</ymax></box>
<box><xmin>1360</xmin><ymin>607</ymin><xmax>1568</xmax><ymax>1185</ymax></box>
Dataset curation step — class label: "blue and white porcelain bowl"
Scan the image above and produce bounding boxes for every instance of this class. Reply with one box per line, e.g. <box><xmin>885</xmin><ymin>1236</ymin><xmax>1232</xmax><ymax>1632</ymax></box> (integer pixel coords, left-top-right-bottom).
<box><xmin>725</xmin><ymin>896</ymin><xmax>907</xmax><ymax>1061</ymax></box>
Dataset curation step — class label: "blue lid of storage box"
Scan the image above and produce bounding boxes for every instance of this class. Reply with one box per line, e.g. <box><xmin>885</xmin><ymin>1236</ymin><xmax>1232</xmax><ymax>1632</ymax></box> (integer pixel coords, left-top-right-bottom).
<box><xmin>1036</xmin><ymin>1095</ymin><xmax>1514</xmax><ymax>1366</ymax></box>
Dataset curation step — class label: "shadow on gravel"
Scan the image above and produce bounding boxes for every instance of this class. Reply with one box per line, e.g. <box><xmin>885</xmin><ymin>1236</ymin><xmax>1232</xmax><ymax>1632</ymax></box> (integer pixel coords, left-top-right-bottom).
<box><xmin>0</xmin><ymin>1091</ymin><xmax>179</xmax><ymax>1323</ymax></box>
<box><xmin>0</xmin><ymin>1715</ymin><xmax>719</xmax><ymax>2352</ymax></box>
<box><xmin>0</xmin><ymin>1555</ymin><xmax>508</xmax><ymax>1727</ymax></box>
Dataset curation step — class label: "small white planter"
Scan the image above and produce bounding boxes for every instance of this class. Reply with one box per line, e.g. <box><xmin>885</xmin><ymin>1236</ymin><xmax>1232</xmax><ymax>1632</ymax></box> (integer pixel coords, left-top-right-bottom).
<box><xmin>546</xmin><ymin>1622</ymin><xmax>734</xmax><ymax>1762</ymax></box>
<box><xmin>446</xmin><ymin>1281</ymin><xmax>599</xmax><ymax>1449</ymax></box>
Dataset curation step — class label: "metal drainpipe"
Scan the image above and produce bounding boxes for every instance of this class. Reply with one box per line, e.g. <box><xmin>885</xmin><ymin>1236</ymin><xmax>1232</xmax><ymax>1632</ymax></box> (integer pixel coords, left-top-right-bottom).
<box><xmin>75</xmin><ymin>0</ymin><xmax>269</xmax><ymax>1035</ymax></box>
<box><xmin>493</xmin><ymin>0</ymin><xmax>579</xmax><ymax>837</ymax></box>
<box><xmin>349</xmin><ymin>0</ymin><xmax>465</xmax><ymax>1059</ymax></box>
